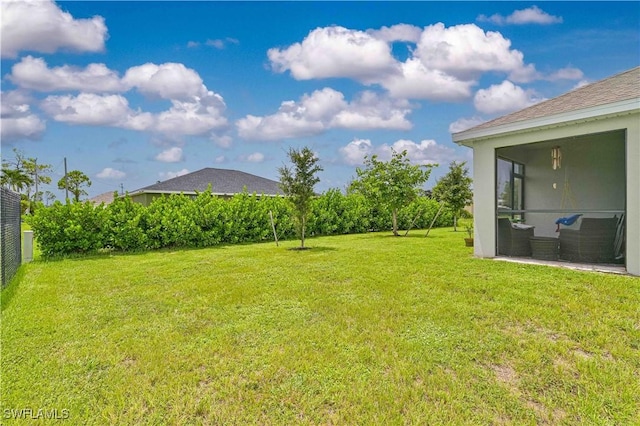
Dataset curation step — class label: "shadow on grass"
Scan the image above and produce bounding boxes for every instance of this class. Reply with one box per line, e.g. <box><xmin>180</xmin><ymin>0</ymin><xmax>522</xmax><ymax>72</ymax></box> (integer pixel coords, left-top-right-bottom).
<box><xmin>286</xmin><ymin>246</ymin><xmax>337</xmax><ymax>252</ymax></box>
<box><xmin>367</xmin><ymin>229</ymin><xmax>450</xmax><ymax>239</ymax></box>
<box><xmin>1</xmin><ymin>265</ymin><xmax>26</xmax><ymax>312</ymax></box>
<box><xmin>31</xmin><ymin>229</ymin><xmax>456</xmax><ymax>263</ymax></box>
<box><xmin>32</xmin><ymin>238</ymin><xmax>289</xmax><ymax>263</ymax></box>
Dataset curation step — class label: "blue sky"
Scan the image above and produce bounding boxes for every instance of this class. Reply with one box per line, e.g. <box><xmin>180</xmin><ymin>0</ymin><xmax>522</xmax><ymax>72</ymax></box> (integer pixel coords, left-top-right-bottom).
<box><xmin>1</xmin><ymin>1</ymin><xmax>639</xmax><ymax>200</ymax></box>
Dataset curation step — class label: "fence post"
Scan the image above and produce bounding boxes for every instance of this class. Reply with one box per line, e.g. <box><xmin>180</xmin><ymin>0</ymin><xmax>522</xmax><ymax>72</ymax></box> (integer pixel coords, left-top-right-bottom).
<box><xmin>23</xmin><ymin>230</ymin><xmax>34</xmax><ymax>263</ymax></box>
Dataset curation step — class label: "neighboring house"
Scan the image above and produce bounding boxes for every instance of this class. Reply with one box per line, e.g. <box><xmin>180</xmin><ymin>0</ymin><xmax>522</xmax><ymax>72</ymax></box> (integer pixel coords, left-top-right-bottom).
<box><xmin>127</xmin><ymin>168</ymin><xmax>284</xmax><ymax>206</ymax></box>
<box><xmin>90</xmin><ymin>191</ymin><xmax>117</xmax><ymax>206</ymax></box>
<box><xmin>453</xmin><ymin>67</ymin><xmax>639</xmax><ymax>276</ymax></box>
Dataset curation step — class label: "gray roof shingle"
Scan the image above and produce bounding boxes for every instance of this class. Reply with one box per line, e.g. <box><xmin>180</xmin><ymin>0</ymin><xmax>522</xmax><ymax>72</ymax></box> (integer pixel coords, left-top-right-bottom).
<box><xmin>457</xmin><ymin>67</ymin><xmax>640</xmax><ymax>134</ymax></box>
<box><xmin>133</xmin><ymin>168</ymin><xmax>283</xmax><ymax>196</ymax></box>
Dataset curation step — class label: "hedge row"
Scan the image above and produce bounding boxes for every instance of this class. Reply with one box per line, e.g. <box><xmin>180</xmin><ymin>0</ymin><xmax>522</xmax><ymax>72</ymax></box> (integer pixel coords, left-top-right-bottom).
<box><xmin>29</xmin><ymin>189</ymin><xmax>454</xmax><ymax>257</ymax></box>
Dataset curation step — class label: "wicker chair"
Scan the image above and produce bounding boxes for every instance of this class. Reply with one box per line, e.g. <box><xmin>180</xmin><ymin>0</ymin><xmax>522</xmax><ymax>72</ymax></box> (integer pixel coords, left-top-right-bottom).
<box><xmin>559</xmin><ymin>217</ymin><xmax>618</xmax><ymax>263</ymax></box>
<box><xmin>497</xmin><ymin>218</ymin><xmax>534</xmax><ymax>257</ymax></box>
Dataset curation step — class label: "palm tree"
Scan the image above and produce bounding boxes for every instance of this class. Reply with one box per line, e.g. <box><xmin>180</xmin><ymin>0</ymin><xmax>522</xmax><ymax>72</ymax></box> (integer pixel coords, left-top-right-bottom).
<box><xmin>1</xmin><ymin>167</ymin><xmax>33</xmax><ymax>192</ymax></box>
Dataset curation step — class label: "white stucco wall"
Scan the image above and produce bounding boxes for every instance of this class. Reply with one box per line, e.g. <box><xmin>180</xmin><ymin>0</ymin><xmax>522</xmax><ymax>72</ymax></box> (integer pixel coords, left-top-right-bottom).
<box><xmin>625</xmin><ymin>115</ymin><xmax>640</xmax><ymax>276</ymax></box>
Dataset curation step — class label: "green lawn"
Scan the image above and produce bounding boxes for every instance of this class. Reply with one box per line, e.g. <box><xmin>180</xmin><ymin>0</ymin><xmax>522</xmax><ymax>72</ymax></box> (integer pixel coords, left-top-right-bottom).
<box><xmin>1</xmin><ymin>229</ymin><xmax>639</xmax><ymax>425</ymax></box>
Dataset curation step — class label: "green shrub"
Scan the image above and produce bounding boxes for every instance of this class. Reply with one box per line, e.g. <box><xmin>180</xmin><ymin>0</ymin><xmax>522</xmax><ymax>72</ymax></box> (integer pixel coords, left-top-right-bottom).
<box><xmin>29</xmin><ymin>189</ymin><xmax>462</xmax><ymax>257</ymax></box>
<box><xmin>144</xmin><ymin>194</ymin><xmax>201</xmax><ymax>249</ymax></box>
<box><xmin>310</xmin><ymin>190</ymin><xmax>373</xmax><ymax>235</ymax></box>
<box><xmin>105</xmin><ymin>195</ymin><xmax>148</xmax><ymax>251</ymax></box>
<box><xmin>30</xmin><ymin>201</ymin><xmax>106</xmax><ymax>257</ymax></box>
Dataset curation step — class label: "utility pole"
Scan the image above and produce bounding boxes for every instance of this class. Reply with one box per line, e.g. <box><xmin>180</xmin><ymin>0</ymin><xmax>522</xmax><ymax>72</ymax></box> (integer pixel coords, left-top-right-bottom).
<box><xmin>120</xmin><ymin>183</ymin><xmax>124</xmax><ymax>195</ymax></box>
<box><xmin>34</xmin><ymin>158</ymin><xmax>38</xmax><ymax>203</ymax></box>
<box><xmin>64</xmin><ymin>157</ymin><xmax>69</xmax><ymax>202</ymax></box>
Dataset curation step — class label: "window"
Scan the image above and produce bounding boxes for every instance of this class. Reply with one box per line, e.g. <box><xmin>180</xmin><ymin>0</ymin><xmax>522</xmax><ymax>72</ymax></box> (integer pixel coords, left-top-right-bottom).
<box><xmin>497</xmin><ymin>157</ymin><xmax>525</xmax><ymax>221</ymax></box>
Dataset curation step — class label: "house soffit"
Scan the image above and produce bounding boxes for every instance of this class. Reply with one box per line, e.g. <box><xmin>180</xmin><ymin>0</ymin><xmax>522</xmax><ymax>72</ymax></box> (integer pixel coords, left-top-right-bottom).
<box><xmin>453</xmin><ymin>98</ymin><xmax>639</xmax><ymax>147</ymax></box>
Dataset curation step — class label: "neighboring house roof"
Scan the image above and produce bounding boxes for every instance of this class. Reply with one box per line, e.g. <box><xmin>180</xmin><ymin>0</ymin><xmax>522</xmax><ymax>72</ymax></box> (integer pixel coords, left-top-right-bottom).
<box><xmin>90</xmin><ymin>191</ymin><xmax>116</xmax><ymax>205</ymax></box>
<box><xmin>129</xmin><ymin>168</ymin><xmax>284</xmax><ymax>196</ymax></box>
<box><xmin>454</xmin><ymin>66</ymin><xmax>640</xmax><ymax>145</ymax></box>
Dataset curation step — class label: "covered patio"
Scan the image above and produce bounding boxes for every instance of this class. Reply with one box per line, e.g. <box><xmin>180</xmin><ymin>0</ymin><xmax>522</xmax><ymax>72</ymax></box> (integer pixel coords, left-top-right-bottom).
<box><xmin>453</xmin><ymin>67</ymin><xmax>640</xmax><ymax>276</ymax></box>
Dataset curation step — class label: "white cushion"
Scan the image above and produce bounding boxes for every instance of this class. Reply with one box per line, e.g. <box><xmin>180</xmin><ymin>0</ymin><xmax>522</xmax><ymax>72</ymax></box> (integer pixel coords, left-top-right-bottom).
<box><xmin>512</xmin><ymin>223</ymin><xmax>534</xmax><ymax>230</ymax></box>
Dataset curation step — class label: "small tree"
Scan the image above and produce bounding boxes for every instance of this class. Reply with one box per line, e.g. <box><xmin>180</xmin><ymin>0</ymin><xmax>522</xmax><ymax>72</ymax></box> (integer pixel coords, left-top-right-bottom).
<box><xmin>350</xmin><ymin>149</ymin><xmax>434</xmax><ymax>236</ymax></box>
<box><xmin>58</xmin><ymin>170</ymin><xmax>92</xmax><ymax>202</ymax></box>
<box><xmin>432</xmin><ymin>161</ymin><xmax>473</xmax><ymax>231</ymax></box>
<box><xmin>278</xmin><ymin>147</ymin><xmax>323</xmax><ymax>249</ymax></box>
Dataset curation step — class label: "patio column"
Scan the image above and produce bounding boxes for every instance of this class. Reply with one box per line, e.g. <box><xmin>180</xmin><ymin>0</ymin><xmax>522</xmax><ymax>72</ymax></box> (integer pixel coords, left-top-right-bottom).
<box><xmin>626</xmin><ymin>117</ymin><xmax>640</xmax><ymax>276</ymax></box>
<box><xmin>472</xmin><ymin>143</ymin><xmax>497</xmax><ymax>258</ymax></box>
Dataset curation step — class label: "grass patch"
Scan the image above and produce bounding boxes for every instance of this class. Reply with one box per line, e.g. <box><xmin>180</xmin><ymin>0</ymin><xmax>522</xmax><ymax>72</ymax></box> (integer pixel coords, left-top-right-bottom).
<box><xmin>1</xmin><ymin>229</ymin><xmax>639</xmax><ymax>424</ymax></box>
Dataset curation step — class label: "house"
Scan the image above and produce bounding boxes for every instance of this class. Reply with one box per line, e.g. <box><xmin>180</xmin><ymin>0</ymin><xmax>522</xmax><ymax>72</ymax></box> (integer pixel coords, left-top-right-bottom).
<box><xmin>128</xmin><ymin>168</ymin><xmax>284</xmax><ymax>206</ymax></box>
<box><xmin>453</xmin><ymin>67</ymin><xmax>640</xmax><ymax>276</ymax></box>
<box><xmin>90</xmin><ymin>191</ymin><xmax>117</xmax><ymax>206</ymax></box>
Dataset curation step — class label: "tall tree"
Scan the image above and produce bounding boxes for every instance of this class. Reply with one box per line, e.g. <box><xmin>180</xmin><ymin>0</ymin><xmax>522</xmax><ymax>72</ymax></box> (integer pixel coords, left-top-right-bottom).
<box><xmin>1</xmin><ymin>148</ymin><xmax>51</xmax><ymax>212</ymax></box>
<box><xmin>278</xmin><ymin>147</ymin><xmax>323</xmax><ymax>249</ymax></box>
<box><xmin>1</xmin><ymin>166</ymin><xmax>33</xmax><ymax>192</ymax></box>
<box><xmin>58</xmin><ymin>170</ymin><xmax>92</xmax><ymax>202</ymax></box>
<box><xmin>350</xmin><ymin>149</ymin><xmax>434</xmax><ymax>236</ymax></box>
<box><xmin>432</xmin><ymin>161</ymin><xmax>473</xmax><ymax>231</ymax></box>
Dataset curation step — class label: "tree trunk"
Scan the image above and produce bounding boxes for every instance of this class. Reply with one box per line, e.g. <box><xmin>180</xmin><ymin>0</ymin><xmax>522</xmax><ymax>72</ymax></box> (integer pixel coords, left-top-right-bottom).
<box><xmin>301</xmin><ymin>216</ymin><xmax>305</xmax><ymax>248</ymax></box>
<box><xmin>453</xmin><ymin>215</ymin><xmax>458</xmax><ymax>232</ymax></box>
<box><xmin>392</xmin><ymin>208</ymin><xmax>399</xmax><ymax>236</ymax></box>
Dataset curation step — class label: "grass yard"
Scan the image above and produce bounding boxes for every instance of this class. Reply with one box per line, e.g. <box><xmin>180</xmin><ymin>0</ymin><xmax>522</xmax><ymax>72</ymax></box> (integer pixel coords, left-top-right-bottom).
<box><xmin>1</xmin><ymin>229</ymin><xmax>639</xmax><ymax>424</ymax></box>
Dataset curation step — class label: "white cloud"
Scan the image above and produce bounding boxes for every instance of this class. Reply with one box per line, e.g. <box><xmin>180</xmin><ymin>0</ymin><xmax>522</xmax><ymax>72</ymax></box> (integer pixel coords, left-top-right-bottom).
<box><xmin>368</xmin><ymin>24</ymin><xmax>422</xmax><ymax>43</ymax></box>
<box><xmin>381</xmin><ymin>59</ymin><xmax>475</xmax><ymax>101</ymax></box>
<box><xmin>25</xmin><ymin>60</ymin><xmax>230</xmax><ymax>137</ymax></box>
<box><xmin>547</xmin><ymin>66</ymin><xmax>584</xmax><ymax>81</ymax></box>
<box><xmin>238</xmin><ymin>152</ymin><xmax>265</xmax><ymax>163</ymax></box>
<box><xmin>211</xmin><ymin>134</ymin><xmax>233</xmax><ymax>148</ymax></box>
<box><xmin>268</xmin><ymin>26</ymin><xmax>398</xmax><ymax>82</ymax></box>
<box><xmin>507</xmin><ymin>64</ymin><xmax>540</xmax><ymax>84</ymax></box>
<box><xmin>339</xmin><ymin>138</ymin><xmax>455</xmax><ymax>166</ymax></box>
<box><xmin>381</xmin><ymin>139</ymin><xmax>455</xmax><ymax>165</ymax></box>
<box><xmin>339</xmin><ymin>139</ymin><xmax>373</xmax><ymax>166</ymax></box>
<box><xmin>237</xmin><ymin>88</ymin><xmax>412</xmax><ymax>141</ymax></box>
<box><xmin>122</xmin><ymin>62</ymin><xmax>207</xmax><ymax>100</ymax></box>
<box><xmin>189</xmin><ymin>38</ymin><xmax>239</xmax><ymax>50</ymax></box>
<box><xmin>572</xmin><ymin>80</ymin><xmax>590</xmax><ymax>90</ymax></box>
<box><xmin>330</xmin><ymin>91</ymin><xmax>413</xmax><ymax>130</ymax></box>
<box><xmin>159</xmin><ymin>169</ymin><xmax>189</xmax><ymax>180</ymax></box>
<box><xmin>247</xmin><ymin>152</ymin><xmax>265</xmax><ymax>162</ymax></box>
<box><xmin>154</xmin><ymin>95</ymin><xmax>228</xmax><ymax>136</ymax></box>
<box><xmin>237</xmin><ymin>112</ymin><xmax>324</xmax><ymax>141</ymax></box>
<box><xmin>206</xmin><ymin>39</ymin><xmax>225</xmax><ymax>49</ymax></box>
<box><xmin>40</xmin><ymin>93</ymin><xmax>154</xmax><ymax>129</ymax></box>
<box><xmin>1</xmin><ymin>114</ymin><xmax>46</xmax><ymax>142</ymax></box>
<box><xmin>9</xmin><ymin>56</ymin><xmax>125</xmax><ymax>92</ymax></box>
<box><xmin>0</xmin><ymin>0</ymin><xmax>108</xmax><ymax>58</ymax></box>
<box><xmin>155</xmin><ymin>147</ymin><xmax>183</xmax><ymax>163</ymax></box>
<box><xmin>414</xmin><ymin>23</ymin><xmax>532</xmax><ymax>81</ymax></box>
<box><xmin>0</xmin><ymin>90</ymin><xmax>46</xmax><ymax>141</ymax></box>
<box><xmin>214</xmin><ymin>156</ymin><xmax>226</xmax><ymax>164</ymax></box>
<box><xmin>449</xmin><ymin>116</ymin><xmax>486</xmax><ymax>134</ymax></box>
<box><xmin>473</xmin><ymin>80</ymin><xmax>544</xmax><ymax>115</ymax></box>
<box><xmin>506</xmin><ymin>6</ymin><xmax>563</xmax><ymax>25</ymax></box>
<box><xmin>97</xmin><ymin>168</ymin><xmax>126</xmax><ymax>179</ymax></box>
<box><xmin>268</xmin><ymin>23</ymin><xmax>539</xmax><ymax>99</ymax></box>
<box><xmin>478</xmin><ymin>6</ymin><xmax>563</xmax><ymax>25</ymax></box>
<box><xmin>40</xmin><ymin>90</ymin><xmax>227</xmax><ymax>137</ymax></box>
